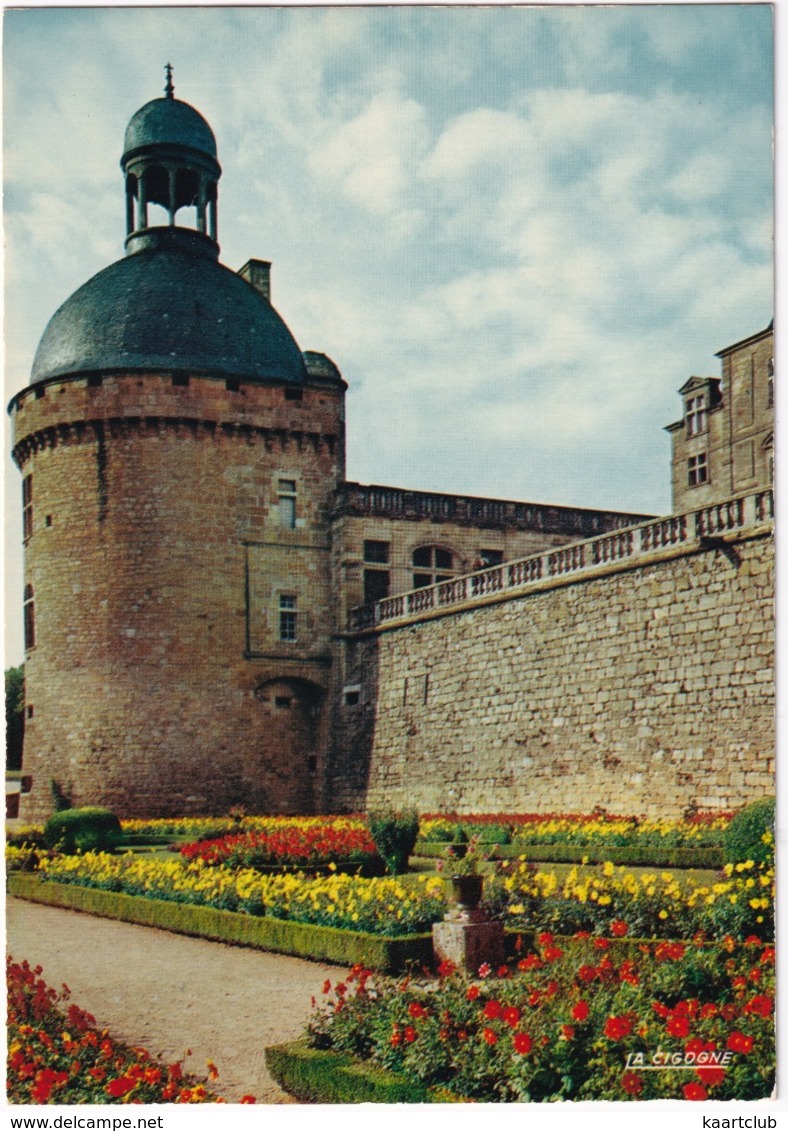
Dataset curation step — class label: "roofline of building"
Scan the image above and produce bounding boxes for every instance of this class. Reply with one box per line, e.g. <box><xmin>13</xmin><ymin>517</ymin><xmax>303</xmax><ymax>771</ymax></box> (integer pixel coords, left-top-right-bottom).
<box><xmin>715</xmin><ymin>321</ymin><xmax>773</xmax><ymax>358</ymax></box>
<box><xmin>340</xmin><ymin>481</ymin><xmax>653</xmax><ymax>522</ymax></box>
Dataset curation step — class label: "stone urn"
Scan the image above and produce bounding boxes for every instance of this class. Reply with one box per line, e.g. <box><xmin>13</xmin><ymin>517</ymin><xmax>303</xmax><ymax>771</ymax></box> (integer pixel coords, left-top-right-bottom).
<box><xmin>450</xmin><ymin>873</ymin><xmax>484</xmax><ymax>912</ymax></box>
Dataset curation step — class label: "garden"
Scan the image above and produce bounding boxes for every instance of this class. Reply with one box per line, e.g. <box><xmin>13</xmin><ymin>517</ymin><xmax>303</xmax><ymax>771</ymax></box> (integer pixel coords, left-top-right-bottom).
<box><xmin>6</xmin><ymin>798</ymin><xmax>775</xmax><ymax>1103</ymax></box>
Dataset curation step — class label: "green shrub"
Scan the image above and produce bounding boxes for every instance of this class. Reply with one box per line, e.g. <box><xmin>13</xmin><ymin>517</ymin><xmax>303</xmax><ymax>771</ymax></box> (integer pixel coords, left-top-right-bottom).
<box><xmin>473</xmin><ymin>823</ymin><xmax>511</xmax><ymax>845</ymax></box>
<box><xmin>723</xmin><ymin>797</ymin><xmax>775</xmax><ymax>865</ymax></box>
<box><xmin>43</xmin><ymin>807</ymin><xmax>122</xmax><ymax>854</ymax></box>
<box><xmin>367</xmin><ymin>809</ymin><xmax>419</xmax><ymax>875</ymax></box>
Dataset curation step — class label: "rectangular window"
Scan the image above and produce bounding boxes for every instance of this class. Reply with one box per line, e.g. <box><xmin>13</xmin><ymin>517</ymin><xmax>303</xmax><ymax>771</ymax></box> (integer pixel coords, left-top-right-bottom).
<box><xmin>364</xmin><ymin>569</ymin><xmax>390</xmax><ymax>604</ymax></box>
<box><xmin>278</xmin><ymin>479</ymin><xmax>297</xmax><ymax>529</ymax></box>
<box><xmin>23</xmin><ymin>584</ymin><xmax>35</xmax><ymax>651</ymax></box>
<box><xmin>685</xmin><ymin>395</ymin><xmax>706</xmax><ymax>436</ymax></box>
<box><xmin>480</xmin><ymin>549</ymin><xmax>504</xmax><ymax>566</ymax></box>
<box><xmin>363</xmin><ymin>539</ymin><xmax>390</xmax><ymax>563</ymax></box>
<box><xmin>279</xmin><ymin>594</ymin><xmax>297</xmax><ymax>642</ymax></box>
<box><xmin>22</xmin><ymin>475</ymin><xmax>33</xmax><ymax>542</ymax></box>
<box><xmin>688</xmin><ymin>453</ymin><xmax>708</xmax><ymax>487</ymax></box>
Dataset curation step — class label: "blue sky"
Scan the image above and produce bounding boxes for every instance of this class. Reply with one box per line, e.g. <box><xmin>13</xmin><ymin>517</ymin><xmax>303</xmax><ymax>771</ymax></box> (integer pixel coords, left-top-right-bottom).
<box><xmin>3</xmin><ymin>4</ymin><xmax>775</xmax><ymax>663</ymax></box>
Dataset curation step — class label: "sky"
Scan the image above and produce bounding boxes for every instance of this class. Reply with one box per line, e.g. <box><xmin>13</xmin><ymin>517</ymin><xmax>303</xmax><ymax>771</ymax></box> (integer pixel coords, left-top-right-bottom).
<box><xmin>2</xmin><ymin>3</ymin><xmax>775</xmax><ymax>664</ymax></box>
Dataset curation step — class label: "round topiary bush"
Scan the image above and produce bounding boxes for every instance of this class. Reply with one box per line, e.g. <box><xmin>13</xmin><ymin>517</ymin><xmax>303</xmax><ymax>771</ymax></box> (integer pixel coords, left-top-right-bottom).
<box><xmin>723</xmin><ymin>797</ymin><xmax>775</xmax><ymax>866</ymax></box>
<box><xmin>43</xmin><ymin>807</ymin><xmax>122</xmax><ymax>854</ymax></box>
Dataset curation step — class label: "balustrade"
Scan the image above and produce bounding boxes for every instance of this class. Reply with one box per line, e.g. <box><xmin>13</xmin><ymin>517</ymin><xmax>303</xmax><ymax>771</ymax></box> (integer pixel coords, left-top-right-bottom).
<box><xmin>591</xmin><ymin>529</ymin><xmax>634</xmax><ymax>565</ymax></box>
<box><xmin>347</xmin><ymin>490</ymin><xmax>771</xmax><ymax>631</ymax></box>
<box><xmin>695</xmin><ymin>498</ymin><xmax>744</xmax><ymax>538</ymax></box>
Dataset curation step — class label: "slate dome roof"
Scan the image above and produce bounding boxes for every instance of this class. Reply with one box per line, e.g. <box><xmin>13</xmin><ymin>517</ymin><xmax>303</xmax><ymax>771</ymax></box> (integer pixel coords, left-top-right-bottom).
<box><xmin>123</xmin><ymin>96</ymin><xmax>217</xmax><ymax>161</ymax></box>
<box><xmin>31</xmin><ymin>233</ymin><xmax>308</xmax><ymax>385</ymax></box>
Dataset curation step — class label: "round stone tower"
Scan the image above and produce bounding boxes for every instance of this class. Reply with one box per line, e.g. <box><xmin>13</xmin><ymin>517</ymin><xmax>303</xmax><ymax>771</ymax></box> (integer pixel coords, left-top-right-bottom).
<box><xmin>10</xmin><ymin>71</ymin><xmax>346</xmax><ymax>820</ymax></box>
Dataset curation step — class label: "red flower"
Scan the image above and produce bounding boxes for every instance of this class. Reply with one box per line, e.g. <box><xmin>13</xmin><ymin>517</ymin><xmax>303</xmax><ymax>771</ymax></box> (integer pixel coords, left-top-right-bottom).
<box><xmin>727</xmin><ymin>1031</ymin><xmax>754</xmax><ymax>1054</ymax></box>
<box><xmin>537</xmin><ymin>932</ymin><xmax>554</xmax><ymax>946</ymax></box>
<box><xmin>744</xmin><ymin>994</ymin><xmax>773</xmax><ymax>1018</ymax></box>
<box><xmin>240</xmin><ymin>1094</ymin><xmax>256</xmax><ymax>1103</ymax></box>
<box><xmin>561</xmin><ymin>1025</ymin><xmax>575</xmax><ymax>1040</ymax></box>
<box><xmin>513</xmin><ymin>1032</ymin><xmax>533</xmax><ymax>1055</ymax></box>
<box><xmin>571</xmin><ymin>1000</ymin><xmax>590</xmax><ymax>1021</ymax></box>
<box><xmin>518</xmin><ymin>954</ymin><xmax>542</xmax><ymax>971</ymax></box>
<box><xmin>408</xmin><ymin>1001</ymin><xmax>428</xmax><ymax>1019</ymax></box>
<box><xmin>594</xmin><ymin>938</ymin><xmax>610</xmax><ymax>950</ymax></box>
<box><xmin>610</xmin><ymin>920</ymin><xmax>628</xmax><ymax>937</ymax></box>
<box><xmin>543</xmin><ymin>946</ymin><xmax>564</xmax><ymax>962</ymax></box>
<box><xmin>437</xmin><ymin>959</ymin><xmax>456</xmax><ymax>978</ymax></box>
<box><xmin>502</xmin><ymin>1006</ymin><xmax>521</xmax><ymax>1029</ymax></box>
<box><xmin>667</xmin><ymin>1015</ymin><xmax>691</xmax><ymax>1038</ymax></box>
<box><xmin>466</xmin><ymin>985</ymin><xmax>480</xmax><ymax>1001</ymax></box>
<box><xmin>621</xmin><ymin>1071</ymin><xmax>643</xmax><ymax>1095</ymax></box>
<box><xmin>760</xmin><ymin>947</ymin><xmax>775</xmax><ymax>966</ymax></box>
<box><xmin>482</xmin><ymin>1027</ymin><xmax>498</xmax><ymax>1046</ymax></box>
<box><xmin>700</xmin><ymin>1003</ymin><xmax>717</xmax><ymax>1019</ymax></box>
<box><xmin>403</xmin><ymin>1026</ymin><xmax>417</xmax><ymax>1043</ymax></box>
<box><xmin>697</xmin><ymin>1068</ymin><xmax>726</xmax><ymax>1088</ymax></box>
<box><xmin>744</xmin><ymin>935</ymin><xmax>762</xmax><ymax>947</ymax></box>
<box><xmin>578</xmin><ymin>965</ymin><xmax>597</xmax><ymax>983</ymax></box>
<box><xmin>322</xmin><ymin>980</ymin><xmax>332</xmax><ymax>995</ymax></box>
<box><xmin>497</xmin><ymin>965</ymin><xmax>511</xmax><ymax>978</ymax></box>
<box><xmin>604</xmin><ymin>1015</ymin><xmax>633</xmax><ymax>1041</ymax></box>
<box><xmin>683</xmin><ymin>1082</ymin><xmax>708</xmax><ymax>1101</ymax></box>
<box><xmin>106</xmin><ymin>1075</ymin><xmax>136</xmax><ymax>1098</ymax></box>
<box><xmin>652</xmin><ymin>1001</ymin><xmax>670</xmax><ymax>1019</ymax></box>
<box><xmin>483</xmin><ymin>999</ymin><xmax>503</xmax><ymax>1020</ymax></box>
<box><xmin>478</xmin><ymin>963</ymin><xmax>492</xmax><ymax>978</ymax></box>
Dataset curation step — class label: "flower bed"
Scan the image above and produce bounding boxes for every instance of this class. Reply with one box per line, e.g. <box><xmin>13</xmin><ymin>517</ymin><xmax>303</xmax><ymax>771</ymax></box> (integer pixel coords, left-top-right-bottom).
<box><xmin>488</xmin><ymin>859</ymin><xmax>774</xmax><ymax>941</ymax></box>
<box><xmin>8</xmin><ymin>876</ymin><xmax>434</xmax><ymax>972</ymax></box>
<box><xmin>420</xmin><ymin>812</ymin><xmax>731</xmax><ymax>851</ymax></box>
<box><xmin>7</xmin><ymin>956</ymin><xmax>250</xmax><ymax>1103</ymax></box>
<box><xmin>301</xmin><ymin>936</ymin><xmax>775</xmax><ymax>1102</ymax></box>
<box><xmin>179</xmin><ymin>820</ymin><xmax>379</xmax><ymax>871</ymax></box>
<box><xmin>34</xmin><ymin>852</ymin><xmax>447</xmax><ymax>936</ymax></box>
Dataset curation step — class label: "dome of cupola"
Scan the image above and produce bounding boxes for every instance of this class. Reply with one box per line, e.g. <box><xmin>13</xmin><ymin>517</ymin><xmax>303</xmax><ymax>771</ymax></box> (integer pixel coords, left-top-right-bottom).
<box><xmin>29</xmin><ymin>67</ymin><xmax>307</xmax><ymax>387</ymax></box>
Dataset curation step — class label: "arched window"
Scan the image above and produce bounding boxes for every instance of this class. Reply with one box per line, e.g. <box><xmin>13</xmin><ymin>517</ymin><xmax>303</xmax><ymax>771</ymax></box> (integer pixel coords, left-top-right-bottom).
<box><xmin>412</xmin><ymin>546</ymin><xmax>455</xmax><ymax>589</ymax></box>
<box><xmin>23</xmin><ymin>584</ymin><xmax>35</xmax><ymax>651</ymax></box>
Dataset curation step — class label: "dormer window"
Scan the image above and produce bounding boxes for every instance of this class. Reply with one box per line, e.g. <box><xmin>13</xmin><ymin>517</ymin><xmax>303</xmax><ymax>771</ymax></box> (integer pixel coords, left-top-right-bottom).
<box><xmin>686</xmin><ymin>395</ymin><xmax>707</xmax><ymax>436</ymax></box>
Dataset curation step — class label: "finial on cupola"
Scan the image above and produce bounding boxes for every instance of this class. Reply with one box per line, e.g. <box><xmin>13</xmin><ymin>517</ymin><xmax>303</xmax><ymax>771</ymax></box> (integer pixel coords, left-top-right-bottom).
<box><xmin>164</xmin><ymin>62</ymin><xmax>174</xmax><ymax>99</ymax></box>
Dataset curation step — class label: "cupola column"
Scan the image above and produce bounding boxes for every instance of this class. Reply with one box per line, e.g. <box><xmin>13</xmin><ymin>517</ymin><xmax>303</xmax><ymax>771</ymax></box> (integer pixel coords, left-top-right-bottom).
<box><xmin>197</xmin><ymin>179</ymin><xmax>208</xmax><ymax>234</ymax></box>
<box><xmin>168</xmin><ymin>167</ymin><xmax>177</xmax><ymax>225</ymax></box>
<box><xmin>209</xmin><ymin>195</ymin><xmax>217</xmax><ymax>242</ymax></box>
<box><xmin>137</xmin><ymin>170</ymin><xmax>148</xmax><ymax>230</ymax></box>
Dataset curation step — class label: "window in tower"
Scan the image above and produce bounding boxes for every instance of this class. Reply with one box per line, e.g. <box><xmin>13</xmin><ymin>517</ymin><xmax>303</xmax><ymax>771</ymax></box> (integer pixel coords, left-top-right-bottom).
<box><xmin>278</xmin><ymin>480</ymin><xmax>297</xmax><ymax>529</ymax></box>
<box><xmin>685</xmin><ymin>395</ymin><xmax>707</xmax><ymax>436</ymax></box>
<box><xmin>22</xmin><ymin>476</ymin><xmax>33</xmax><ymax>542</ymax></box>
<box><xmin>23</xmin><ymin>584</ymin><xmax>35</xmax><ymax>651</ymax></box>
<box><xmin>688</xmin><ymin>453</ymin><xmax>708</xmax><ymax>487</ymax></box>
<box><xmin>412</xmin><ymin>546</ymin><xmax>455</xmax><ymax>588</ymax></box>
<box><xmin>279</xmin><ymin>594</ymin><xmax>297</xmax><ymax>642</ymax></box>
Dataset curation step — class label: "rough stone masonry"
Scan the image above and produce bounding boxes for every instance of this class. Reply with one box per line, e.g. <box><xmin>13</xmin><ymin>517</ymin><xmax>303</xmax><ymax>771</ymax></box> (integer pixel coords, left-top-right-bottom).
<box><xmin>331</xmin><ymin>521</ymin><xmax>773</xmax><ymax>818</ymax></box>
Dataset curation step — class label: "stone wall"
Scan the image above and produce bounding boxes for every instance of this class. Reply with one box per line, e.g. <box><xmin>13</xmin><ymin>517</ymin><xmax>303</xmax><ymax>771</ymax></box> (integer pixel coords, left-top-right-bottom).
<box><xmin>331</xmin><ymin>500</ymin><xmax>774</xmax><ymax>818</ymax></box>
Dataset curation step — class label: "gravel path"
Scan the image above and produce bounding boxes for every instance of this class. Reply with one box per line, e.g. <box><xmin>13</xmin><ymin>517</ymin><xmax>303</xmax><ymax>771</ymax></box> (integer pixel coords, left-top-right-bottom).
<box><xmin>7</xmin><ymin>897</ymin><xmax>347</xmax><ymax>1103</ymax></box>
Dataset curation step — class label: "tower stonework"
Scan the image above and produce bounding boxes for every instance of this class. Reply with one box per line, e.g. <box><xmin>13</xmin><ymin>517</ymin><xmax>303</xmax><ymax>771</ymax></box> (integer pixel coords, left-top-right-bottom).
<box><xmin>11</xmin><ymin>79</ymin><xmax>345</xmax><ymax>820</ymax></box>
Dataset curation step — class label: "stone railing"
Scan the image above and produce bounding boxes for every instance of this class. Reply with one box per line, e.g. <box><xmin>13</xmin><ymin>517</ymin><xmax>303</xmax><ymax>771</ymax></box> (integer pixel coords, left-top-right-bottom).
<box><xmin>347</xmin><ymin>489</ymin><xmax>773</xmax><ymax>633</ymax></box>
<box><xmin>336</xmin><ymin>481</ymin><xmax>650</xmax><ymax>537</ymax></box>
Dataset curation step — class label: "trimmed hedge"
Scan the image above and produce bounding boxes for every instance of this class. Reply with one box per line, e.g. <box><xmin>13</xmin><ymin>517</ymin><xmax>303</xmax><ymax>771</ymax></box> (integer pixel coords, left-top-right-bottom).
<box><xmin>7</xmin><ymin>875</ymin><xmax>433</xmax><ymax>973</ymax></box>
<box><xmin>416</xmin><ymin>841</ymin><xmax>724</xmax><ymax>869</ymax></box>
<box><xmin>265</xmin><ymin>1039</ymin><xmax>460</xmax><ymax>1104</ymax></box>
<box><xmin>43</xmin><ymin>807</ymin><xmax>121</xmax><ymax>854</ymax></box>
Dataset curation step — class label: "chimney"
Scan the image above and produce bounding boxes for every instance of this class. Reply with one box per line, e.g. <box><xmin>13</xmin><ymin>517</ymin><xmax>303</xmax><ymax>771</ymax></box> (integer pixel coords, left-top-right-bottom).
<box><xmin>237</xmin><ymin>259</ymin><xmax>271</xmax><ymax>301</ymax></box>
